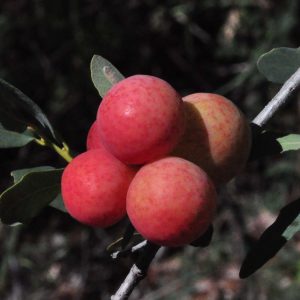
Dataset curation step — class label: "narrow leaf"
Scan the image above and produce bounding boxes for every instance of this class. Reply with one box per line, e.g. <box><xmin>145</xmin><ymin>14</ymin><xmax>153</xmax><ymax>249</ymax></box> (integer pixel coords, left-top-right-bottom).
<box><xmin>257</xmin><ymin>47</ymin><xmax>300</xmax><ymax>84</ymax></box>
<box><xmin>90</xmin><ymin>55</ymin><xmax>124</xmax><ymax>98</ymax></box>
<box><xmin>190</xmin><ymin>224</ymin><xmax>213</xmax><ymax>247</ymax></box>
<box><xmin>240</xmin><ymin>198</ymin><xmax>300</xmax><ymax>278</ymax></box>
<box><xmin>0</xmin><ymin>110</ymin><xmax>25</xmax><ymax>132</ymax></box>
<box><xmin>0</xmin><ymin>169</ymin><xmax>63</xmax><ymax>225</ymax></box>
<box><xmin>0</xmin><ymin>78</ymin><xmax>61</xmax><ymax>145</ymax></box>
<box><xmin>282</xmin><ymin>214</ymin><xmax>300</xmax><ymax>240</ymax></box>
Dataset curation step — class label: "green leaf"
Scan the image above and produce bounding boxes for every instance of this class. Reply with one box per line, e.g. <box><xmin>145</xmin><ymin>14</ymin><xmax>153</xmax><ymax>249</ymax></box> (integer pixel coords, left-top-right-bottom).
<box><xmin>10</xmin><ymin>166</ymin><xmax>67</xmax><ymax>214</ymax></box>
<box><xmin>250</xmin><ymin>125</ymin><xmax>300</xmax><ymax>161</ymax></box>
<box><xmin>0</xmin><ymin>110</ymin><xmax>25</xmax><ymax>132</ymax></box>
<box><xmin>282</xmin><ymin>214</ymin><xmax>300</xmax><ymax>240</ymax></box>
<box><xmin>0</xmin><ymin>124</ymin><xmax>35</xmax><ymax>148</ymax></box>
<box><xmin>257</xmin><ymin>47</ymin><xmax>300</xmax><ymax>84</ymax></box>
<box><xmin>90</xmin><ymin>55</ymin><xmax>124</xmax><ymax>98</ymax></box>
<box><xmin>190</xmin><ymin>224</ymin><xmax>213</xmax><ymax>247</ymax></box>
<box><xmin>11</xmin><ymin>166</ymin><xmax>55</xmax><ymax>183</ymax></box>
<box><xmin>0</xmin><ymin>78</ymin><xmax>61</xmax><ymax>145</ymax></box>
<box><xmin>0</xmin><ymin>168</ymin><xmax>63</xmax><ymax>225</ymax></box>
<box><xmin>277</xmin><ymin>134</ymin><xmax>300</xmax><ymax>152</ymax></box>
<box><xmin>249</xmin><ymin>124</ymin><xmax>282</xmax><ymax>160</ymax></box>
<box><xmin>50</xmin><ymin>194</ymin><xmax>67</xmax><ymax>213</ymax></box>
<box><xmin>240</xmin><ymin>198</ymin><xmax>300</xmax><ymax>278</ymax></box>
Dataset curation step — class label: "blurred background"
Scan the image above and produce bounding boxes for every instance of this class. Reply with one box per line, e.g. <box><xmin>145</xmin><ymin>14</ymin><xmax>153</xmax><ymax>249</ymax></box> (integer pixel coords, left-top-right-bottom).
<box><xmin>0</xmin><ymin>0</ymin><xmax>300</xmax><ymax>299</ymax></box>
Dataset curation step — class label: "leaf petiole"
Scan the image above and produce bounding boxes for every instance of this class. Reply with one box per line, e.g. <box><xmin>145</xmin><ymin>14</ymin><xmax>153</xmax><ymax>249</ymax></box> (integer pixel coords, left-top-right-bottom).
<box><xmin>50</xmin><ymin>142</ymin><xmax>73</xmax><ymax>163</ymax></box>
<box><xmin>32</xmin><ymin>131</ymin><xmax>73</xmax><ymax>163</ymax></box>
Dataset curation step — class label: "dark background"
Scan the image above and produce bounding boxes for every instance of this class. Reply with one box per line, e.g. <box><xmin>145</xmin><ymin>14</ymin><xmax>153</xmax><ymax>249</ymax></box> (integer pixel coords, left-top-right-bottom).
<box><xmin>0</xmin><ymin>1</ymin><xmax>300</xmax><ymax>299</ymax></box>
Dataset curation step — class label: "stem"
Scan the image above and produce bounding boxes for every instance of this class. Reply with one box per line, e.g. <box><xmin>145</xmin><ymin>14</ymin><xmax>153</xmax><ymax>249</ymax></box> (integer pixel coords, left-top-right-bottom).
<box><xmin>253</xmin><ymin>67</ymin><xmax>300</xmax><ymax>126</ymax></box>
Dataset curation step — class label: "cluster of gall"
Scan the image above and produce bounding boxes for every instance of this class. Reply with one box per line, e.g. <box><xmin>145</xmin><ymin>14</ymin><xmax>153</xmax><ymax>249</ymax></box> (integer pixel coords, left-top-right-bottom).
<box><xmin>61</xmin><ymin>75</ymin><xmax>251</xmax><ymax>247</ymax></box>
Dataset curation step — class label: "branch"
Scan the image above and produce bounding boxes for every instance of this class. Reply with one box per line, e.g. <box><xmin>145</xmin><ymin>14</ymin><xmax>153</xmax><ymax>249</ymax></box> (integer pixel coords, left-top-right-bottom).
<box><xmin>111</xmin><ymin>242</ymin><xmax>160</xmax><ymax>300</ymax></box>
<box><xmin>253</xmin><ymin>67</ymin><xmax>300</xmax><ymax>126</ymax></box>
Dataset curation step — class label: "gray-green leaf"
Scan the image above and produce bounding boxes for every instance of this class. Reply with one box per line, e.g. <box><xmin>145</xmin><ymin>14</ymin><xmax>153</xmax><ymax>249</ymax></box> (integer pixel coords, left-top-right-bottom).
<box><xmin>11</xmin><ymin>166</ymin><xmax>55</xmax><ymax>183</ymax></box>
<box><xmin>282</xmin><ymin>214</ymin><xmax>300</xmax><ymax>240</ymax></box>
<box><xmin>257</xmin><ymin>47</ymin><xmax>300</xmax><ymax>84</ymax></box>
<box><xmin>50</xmin><ymin>194</ymin><xmax>67</xmax><ymax>213</ymax></box>
<box><xmin>0</xmin><ymin>168</ymin><xmax>63</xmax><ymax>225</ymax></box>
<box><xmin>10</xmin><ymin>166</ymin><xmax>67</xmax><ymax>214</ymax></box>
<box><xmin>90</xmin><ymin>55</ymin><xmax>124</xmax><ymax>98</ymax></box>
<box><xmin>277</xmin><ymin>134</ymin><xmax>300</xmax><ymax>152</ymax></box>
<box><xmin>0</xmin><ymin>125</ymin><xmax>35</xmax><ymax>148</ymax></box>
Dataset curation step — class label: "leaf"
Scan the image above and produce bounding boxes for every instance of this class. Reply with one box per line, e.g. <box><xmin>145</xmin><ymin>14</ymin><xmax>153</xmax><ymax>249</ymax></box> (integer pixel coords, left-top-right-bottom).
<box><xmin>0</xmin><ymin>124</ymin><xmax>35</xmax><ymax>148</ymax></box>
<box><xmin>0</xmin><ymin>168</ymin><xmax>63</xmax><ymax>225</ymax></box>
<box><xmin>11</xmin><ymin>167</ymin><xmax>67</xmax><ymax>214</ymax></box>
<box><xmin>90</xmin><ymin>55</ymin><xmax>124</xmax><ymax>98</ymax></box>
<box><xmin>0</xmin><ymin>78</ymin><xmax>61</xmax><ymax>145</ymax></box>
<box><xmin>50</xmin><ymin>194</ymin><xmax>67</xmax><ymax>213</ymax></box>
<box><xmin>239</xmin><ymin>198</ymin><xmax>300</xmax><ymax>278</ymax></box>
<box><xmin>249</xmin><ymin>124</ymin><xmax>300</xmax><ymax>161</ymax></box>
<box><xmin>249</xmin><ymin>124</ymin><xmax>282</xmax><ymax>160</ymax></box>
<box><xmin>0</xmin><ymin>110</ymin><xmax>25</xmax><ymax>132</ymax></box>
<box><xmin>257</xmin><ymin>47</ymin><xmax>300</xmax><ymax>84</ymax></box>
<box><xmin>282</xmin><ymin>214</ymin><xmax>300</xmax><ymax>240</ymax></box>
<box><xmin>277</xmin><ymin>134</ymin><xmax>300</xmax><ymax>152</ymax></box>
<box><xmin>11</xmin><ymin>166</ymin><xmax>55</xmax><ymax>183</ymax></box>
<box><xmin>190</xmin><ymin>224</ymin><xmax>213</xmax><ymax>247</ymax></box>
